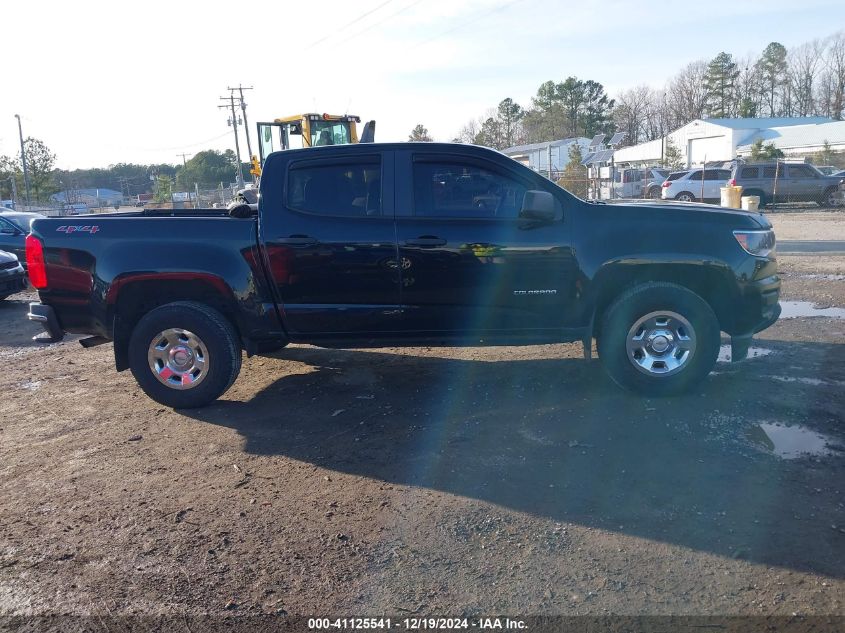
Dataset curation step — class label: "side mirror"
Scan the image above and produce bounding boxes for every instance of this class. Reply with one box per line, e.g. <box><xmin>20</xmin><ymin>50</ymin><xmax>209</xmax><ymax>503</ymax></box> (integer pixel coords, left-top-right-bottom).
<box><xmin>520</xmin><ymin>190</ymin><xmax>556</xmax><ymax>221</ymax></box>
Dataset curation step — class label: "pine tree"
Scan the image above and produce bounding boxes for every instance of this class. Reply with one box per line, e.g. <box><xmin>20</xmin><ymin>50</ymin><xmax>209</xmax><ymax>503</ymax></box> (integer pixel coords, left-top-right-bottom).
<box><xmin>560</xmin><ymin>141</ymin><xmax>587</xmax><ymax>198</ymax></box>
<box><xmin>408</xmin><ymin>124</ymin><xmax>433</xmax><ymax>142</ymax></box>
<box><xmin>662</xmin><ymin>138</ymin><xmax>683</xmax><ymax>170</ymax></box>
<box><xmin>703</xmin><ymin>52</ymin><xmax>740</xmax><ymax>118</ymax></box>
<box><xmin>755</xmin><ymin>42</ymin><xmax>788</xmax><ymax>117</ymax></box>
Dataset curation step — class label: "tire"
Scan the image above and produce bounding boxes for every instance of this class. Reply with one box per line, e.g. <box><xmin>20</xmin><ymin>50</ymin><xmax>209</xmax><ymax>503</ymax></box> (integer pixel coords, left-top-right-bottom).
<box><xmin>675</xmin><ymin>192</ymin><xmax>696</xmax><ymax>202</ymax></box>
<box><xmin>819</xmin><ymin>187</ymin><xmax>838</xmax><ymax>208</ymax></box>
<box><xmin>128</xmin><ymin>301</ymin><xmax>242</xmax><ymax>408</ymax></box>
<box><xmin>648</xmin><ymin>187</ymin><xmax>661</xmax><ymax>199</ymax></box>
<box><xmin>597</xmin><ymin>282</ymin><xmax>720</xmax><ymax>397</ymax></box>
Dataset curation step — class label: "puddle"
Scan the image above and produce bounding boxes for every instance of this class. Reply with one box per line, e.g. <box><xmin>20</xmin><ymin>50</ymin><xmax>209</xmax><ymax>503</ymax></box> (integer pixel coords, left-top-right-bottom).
<box><xmin>779</xmin><ymin>301</ymin><xmax>845</xmax><ymax>319</ymax></box>
<box><xmin>746</xmin><ymin>423</ymin><xmax>842</xmax><ymax>460</ymax></box>
<box><xmin>717</xmin><ymin>345</ymin><xmax>773</xmax><ymax>363</ymax></box>
<box><xmin>796</xmin><ymin>274</ymin><xmax>845</xmax><ymax>281</ymax></box>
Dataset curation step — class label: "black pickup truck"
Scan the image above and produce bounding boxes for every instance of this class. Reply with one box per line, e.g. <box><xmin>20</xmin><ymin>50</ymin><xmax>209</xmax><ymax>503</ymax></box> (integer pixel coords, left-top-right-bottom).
<box><xmin>26</xmin><ymin>143</ymin><xmax>781</xmax><ymax>408</ymax></box>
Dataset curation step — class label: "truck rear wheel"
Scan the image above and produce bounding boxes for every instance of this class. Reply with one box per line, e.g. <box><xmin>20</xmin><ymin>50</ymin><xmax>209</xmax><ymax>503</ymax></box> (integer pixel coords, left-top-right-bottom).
<box><xmin>597</xmin><ymin>282</ymin><xmax>720</xmax><ymax>396</ymax></box>
<box><xmin>128</xmin><ymin>301</ymin><xmax>242</xmax><ymax>408</ymax></box>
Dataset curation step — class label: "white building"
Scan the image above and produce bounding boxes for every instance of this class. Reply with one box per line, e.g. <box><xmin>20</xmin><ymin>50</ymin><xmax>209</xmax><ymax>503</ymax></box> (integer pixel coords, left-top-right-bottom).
<box><xmin>502</xmin><ymin>137</ymin><xmax>591</xmax><ymax>176</ymax></box>
<box><xmin>613</xmin><ymin>117</ymin><xmax>833</xmax><ymax>167</ymax></box>
<box><xmin>736</xmin><ymin>120</ymin><xmax>845</xmax><ymax>158</ymax></box>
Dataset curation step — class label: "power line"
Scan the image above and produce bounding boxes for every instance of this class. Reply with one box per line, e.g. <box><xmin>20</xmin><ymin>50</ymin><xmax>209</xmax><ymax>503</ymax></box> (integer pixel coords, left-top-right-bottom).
<box><xmin>335</xmin><ymin>0</ymin><xmax>426</xmax><ymax>46</ymax></box>
<box><xmin>305</xmin><ymin>0</ymin><xmax>397</xmax><ymax>50</ymax></box>
<box><xmin>133</xmin><ymin>131</ymin><xmax>232</xmax><ymax>153</ymax></box>
<box><xmin>409</xmin><ymin>0</ymin><xmax>527</xmax><ymax>50</ymax></box>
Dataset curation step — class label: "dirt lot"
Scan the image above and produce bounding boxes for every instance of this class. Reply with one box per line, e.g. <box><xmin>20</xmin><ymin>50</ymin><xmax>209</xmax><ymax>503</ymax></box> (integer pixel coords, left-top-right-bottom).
<box><xmin>769</xmin><ymin>209</ymin><xmax>845</xmax><ymax>241</ymax></box>
<box><xmin>1</xmin><ymin>240</ymin><xmax>844</xmax><ymax>625</ymax></box>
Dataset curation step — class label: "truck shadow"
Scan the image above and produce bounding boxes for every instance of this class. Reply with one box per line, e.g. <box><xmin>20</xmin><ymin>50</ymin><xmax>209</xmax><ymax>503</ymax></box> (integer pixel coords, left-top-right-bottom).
<box><xmin>185</xmin><ymin>342</ymin><xmax>845</xmax><ymax>579</ymax></box>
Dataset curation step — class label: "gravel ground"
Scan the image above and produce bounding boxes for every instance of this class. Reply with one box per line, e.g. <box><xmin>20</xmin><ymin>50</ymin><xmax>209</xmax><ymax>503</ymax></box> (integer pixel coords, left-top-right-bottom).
<box><xmin>0</xmin><ymin>248</ymin><xmax>843</xmax><ymax>627</ymax></box>
<box><xmin>768</xmin><ymin>209</ymin><xmax>845</xmax><ymax>241</ymax></box>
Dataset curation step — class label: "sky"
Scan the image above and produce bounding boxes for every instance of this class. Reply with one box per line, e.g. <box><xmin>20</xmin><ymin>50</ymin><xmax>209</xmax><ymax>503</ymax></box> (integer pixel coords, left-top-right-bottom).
<box><xmin>1</xmin><ymin>0</ymin><xmax>843</xmax><ymax>170</ymax></box>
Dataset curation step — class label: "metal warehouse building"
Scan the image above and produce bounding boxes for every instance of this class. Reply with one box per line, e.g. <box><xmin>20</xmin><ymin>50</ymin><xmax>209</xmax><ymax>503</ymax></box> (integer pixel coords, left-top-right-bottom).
<box><xmin>613</xmin><ymin>117</ymin><xmax>836</xmax><ymax>167</ymax></box>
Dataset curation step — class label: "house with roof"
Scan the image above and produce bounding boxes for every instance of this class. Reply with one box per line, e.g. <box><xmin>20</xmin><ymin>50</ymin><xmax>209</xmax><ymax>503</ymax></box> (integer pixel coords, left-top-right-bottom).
<box><xmin>502</xmin><ymin>137</ymin><xmax>591</xmax><ymax>177</ymax></box>
<box><xmin>613</xmin><ymin>117</ymin><xmax>834</xmax><ymax>167</ymax></box>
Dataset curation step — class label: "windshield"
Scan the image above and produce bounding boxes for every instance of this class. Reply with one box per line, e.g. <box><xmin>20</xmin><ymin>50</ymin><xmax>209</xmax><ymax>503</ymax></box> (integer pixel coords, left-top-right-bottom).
<box><xmin>309</xmin><ymin>120</ymin><xmax>352</xmax><ymax>146</ymax></box>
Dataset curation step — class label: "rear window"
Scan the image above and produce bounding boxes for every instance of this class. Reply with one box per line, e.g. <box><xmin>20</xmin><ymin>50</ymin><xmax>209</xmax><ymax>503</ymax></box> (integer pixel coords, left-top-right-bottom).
<box><xmin>762</xmin><ymin>166</ymin><xmax>778</xmax><ymax>178</ymax></box>
<box><xmin>667</xmin><ymin>172</ymin><xmax>687</xmax><ymax>181</ymax></box>
<box><xmin>652</xmin><ymin>169</ymin><xmax>669</xmax><ymax>178</ymax></box>
<box><xmin>287</xmin><ymin>159</ymin><xmax>381</xmax><ymax>217</ymax></box>
<box><xmin>741</xmin><ymin>167</ymin><xmax>759</xmax><ymax>178</ymax></box>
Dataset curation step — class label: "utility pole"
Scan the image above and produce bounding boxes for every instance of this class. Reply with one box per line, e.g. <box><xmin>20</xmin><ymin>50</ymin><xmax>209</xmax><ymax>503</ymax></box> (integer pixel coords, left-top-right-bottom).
<box><xmin>176</xmin><ymin>153</ymin><xmax>190</xmax><ymax>167</ymax></box>
<box><xmin>228</xmin><ymin>85</ymin><xmax>254</xmax><ymax>162</ymax></box>
<box><xmin>218</xmin><ymin>95</ymin><xmax>245</xmax><ymax>189</ymax></box>
<box><xmin>14</xmin><ymin>114</ymin><xmax>31</xmax><ymax>207</ymax></box>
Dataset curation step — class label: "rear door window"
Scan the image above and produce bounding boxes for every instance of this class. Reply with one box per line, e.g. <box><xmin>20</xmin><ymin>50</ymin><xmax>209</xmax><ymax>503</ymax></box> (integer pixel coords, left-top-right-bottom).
<box><xmin>287</xmin><ymin>158</ymin><xmax>381</xmax><ymax>217</ymax></box>
<box><xmin>762</xmin><ymin>166</ymin><xmax>778</xmax><ymax>178</ymax></box>
<box><xmin>741</xmin><ymin>167</ymin><xmax>759</xmax><ymax>178</ymax></box>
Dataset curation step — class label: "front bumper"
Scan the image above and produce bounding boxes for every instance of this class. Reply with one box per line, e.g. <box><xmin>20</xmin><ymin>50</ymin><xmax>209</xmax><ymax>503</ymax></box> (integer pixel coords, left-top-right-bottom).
<box><xmin>27</xmin><ymin>303</ymin><xmax>64</xmax><ymax>342</ymax></box>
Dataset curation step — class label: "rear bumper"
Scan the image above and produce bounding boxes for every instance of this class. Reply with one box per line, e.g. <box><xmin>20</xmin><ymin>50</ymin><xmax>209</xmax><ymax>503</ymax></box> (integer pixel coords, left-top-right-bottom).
<box><xmin>27</xmin><ymin>303</ymin><xmax>64</xmax><ymax>342</ymax></box>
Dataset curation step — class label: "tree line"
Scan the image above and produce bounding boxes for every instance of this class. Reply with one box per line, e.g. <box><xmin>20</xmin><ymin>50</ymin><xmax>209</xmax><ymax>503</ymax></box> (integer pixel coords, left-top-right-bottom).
<box><xmin>0</xmin><ymin>145</ymin><xmax>251</xmax><ymax>205</ymax></box>
<box><xmin>440</xmin><ymin>29</ymin><xmax>845</xmax><ymax>151</ymax></box>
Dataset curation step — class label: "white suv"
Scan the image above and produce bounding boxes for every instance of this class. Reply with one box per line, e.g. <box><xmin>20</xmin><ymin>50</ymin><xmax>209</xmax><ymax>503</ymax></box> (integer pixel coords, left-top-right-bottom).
<box><xmin>661</xmin><ymin>168</ymin><xmax>731</xmax><ymax>203</ymax></box>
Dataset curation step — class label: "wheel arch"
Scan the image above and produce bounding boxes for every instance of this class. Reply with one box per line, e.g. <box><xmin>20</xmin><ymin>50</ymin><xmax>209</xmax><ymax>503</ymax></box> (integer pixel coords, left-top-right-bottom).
<box><xmin>589</xmin><ymin>262</ymin><xmax>739</xmax><ymax>338</ymax></box>
<box><xmin>109</xmin><ymin>274</ymin><xmax>240</xmax><ymax>371</ymax></box>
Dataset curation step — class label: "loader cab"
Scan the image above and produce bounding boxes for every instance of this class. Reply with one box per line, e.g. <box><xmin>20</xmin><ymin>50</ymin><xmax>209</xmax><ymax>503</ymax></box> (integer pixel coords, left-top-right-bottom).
<box><xmin>256</xmin><ymin>114</ymin><xmax>361</xmax><ymax>165</ymax></box>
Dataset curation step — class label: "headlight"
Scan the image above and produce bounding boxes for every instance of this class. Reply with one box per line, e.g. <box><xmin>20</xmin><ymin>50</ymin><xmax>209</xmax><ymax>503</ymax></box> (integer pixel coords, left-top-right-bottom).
<box><xmin>733</xmin><ymin>230</ymin><xmax>776</xmax><ymax>257</ymax></box>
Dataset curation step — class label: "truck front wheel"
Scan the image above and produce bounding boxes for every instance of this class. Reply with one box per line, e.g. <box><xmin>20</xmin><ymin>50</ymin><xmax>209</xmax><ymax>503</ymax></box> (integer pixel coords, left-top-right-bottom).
<box><xmin>597</xmin><ymin>282</ymin><xmax>720</xmax><ymax>396</ymax></box>
<box><xmin>128</xmin><ymin>301</ymin><xmax>242</xmax><ymax>408</ymax></box>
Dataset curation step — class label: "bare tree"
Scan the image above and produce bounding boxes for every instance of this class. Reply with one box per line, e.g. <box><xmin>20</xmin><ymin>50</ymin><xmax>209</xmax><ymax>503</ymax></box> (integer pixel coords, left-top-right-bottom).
<box><xmin>822</xmin><ymin>31</ymin><xmax>845</xmax><ymax>119</ymax></box>
<box><xmin>454</xmin><ymin>119</ymin><xmax>480</xmax><ymax>144</ymax></box>
<box><xmin>789</xmin><ymin>40</ymin><xmax>825</xmax><ymax>117</ymax></box>
<box><xmin>666</xmin><ymin>61</ymin><xmax>709</xmax><ymax>124</ymax></box>
<box><xmin>735</xmin><ymin>54</ymin><xmax>762</xmax><ymax>117</ymax></box>
<box><xmin>613</xmin><ymin>85</ymin><xmax>653</xmax><ymax>144</ymax></box>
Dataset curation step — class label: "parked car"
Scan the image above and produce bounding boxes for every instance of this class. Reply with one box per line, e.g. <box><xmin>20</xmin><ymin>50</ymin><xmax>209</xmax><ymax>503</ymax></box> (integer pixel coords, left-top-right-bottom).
<box><xmin>605</xmin><ymin>167</ymin><xmax>669</xmax><ymax>199</ymax></box>
<box><xmin>0</xmin><ymin>211</ymin><xmax>45</xmax><ymax>266</ymax></box>
<box><xmin>0</xmin><ymin>249</ymin><xmax>27</xmax><ymax>300</ymax></box>
<box><xmin>661</xmin><ymin>168</ymin><xmax>732</xmax><ymax>203</ymax></box>
<box><xmin>729</xmin><ymin>161</ymin><xmax>845</xmax><ymax>207</ymax></box>
<box><xmin>642</xmin><ymin>168</ymin><xmax>671</xmax><ymax>198</ymax></box>
<box><xmin>26</xmin><ymin>142</ymin><xmax>780</xmax><ymax>408</ymax></box>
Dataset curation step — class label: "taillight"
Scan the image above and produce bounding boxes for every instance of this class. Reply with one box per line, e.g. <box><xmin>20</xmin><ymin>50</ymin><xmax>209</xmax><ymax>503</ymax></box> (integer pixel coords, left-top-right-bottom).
<box><xmin>661</xmin><ymin>181</ymin><xmax>670</xmax><ymax>187</ymax></box>
<box><xmin>26</xmin><ymin>235</ymin><xmax>47</xmax><ymax>289</ymax></box>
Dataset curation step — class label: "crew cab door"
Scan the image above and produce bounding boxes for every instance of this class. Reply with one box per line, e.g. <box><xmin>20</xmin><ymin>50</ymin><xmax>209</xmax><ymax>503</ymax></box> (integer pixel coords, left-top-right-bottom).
<box><xmin>393</xmin><ymin>149</ymin><xmax>578</xmax><ymax>333</ymax></box>
<box><xmin>258</xmin><ymin>151</ymin><xmax>401</xmax><ymax>334</ymax></box>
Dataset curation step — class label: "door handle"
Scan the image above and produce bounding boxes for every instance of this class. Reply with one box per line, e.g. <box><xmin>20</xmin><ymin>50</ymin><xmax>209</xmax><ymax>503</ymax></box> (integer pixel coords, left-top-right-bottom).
<box><xmin>403</xmin><ymin>236</ymin><xmax>446</xmax><ymax>247</ymax></box>
<box><xmin>276</xmin><ymin>235</ymin><xmax>319</xmax><ymax>245</ymax></box>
